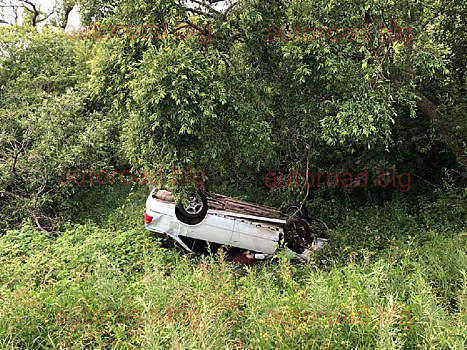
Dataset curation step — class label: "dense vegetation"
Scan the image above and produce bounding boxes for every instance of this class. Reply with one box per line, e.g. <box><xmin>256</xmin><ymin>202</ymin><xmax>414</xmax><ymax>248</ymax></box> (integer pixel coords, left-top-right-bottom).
<box><xmin>0</xmin><ymin>0</ymin><xmax>465</xmax><ymax>348</ymax></box>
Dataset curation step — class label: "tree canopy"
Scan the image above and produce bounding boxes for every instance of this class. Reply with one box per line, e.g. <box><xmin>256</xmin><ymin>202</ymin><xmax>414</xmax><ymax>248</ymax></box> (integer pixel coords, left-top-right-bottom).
<box><xmin>0</xmin><ymin>0</ymin><xmax>465</xmax><ymax>230</ymax></box>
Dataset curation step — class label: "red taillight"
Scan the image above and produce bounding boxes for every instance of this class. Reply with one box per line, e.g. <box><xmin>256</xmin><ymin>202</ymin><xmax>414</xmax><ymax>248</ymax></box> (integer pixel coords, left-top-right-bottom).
<box><xmin>145</xmin><ymin>212</ymin><xmax>154</xmax><ymax>224</ymax></box>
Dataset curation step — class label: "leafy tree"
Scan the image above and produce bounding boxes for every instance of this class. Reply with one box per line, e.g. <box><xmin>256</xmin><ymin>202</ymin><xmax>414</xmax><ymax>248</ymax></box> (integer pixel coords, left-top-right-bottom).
<box><xmin>0</xmin><ymin>26</ymin><xmax>116</xmax><ymax>232</ymax></box>
<box><xmin>1</xmin><ymin>0</ymin><xmax>464</xmax><ymax>231</ymax></box>
<box><xmin>86</xmin><ymin>0</ymin><xmax>464</xmax><ymax>201</ymax></box>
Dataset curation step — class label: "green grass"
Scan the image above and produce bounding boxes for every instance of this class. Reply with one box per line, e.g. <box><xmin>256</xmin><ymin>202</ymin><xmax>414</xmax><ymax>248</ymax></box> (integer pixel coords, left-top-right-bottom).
<box><xmin>0</xmin><ymin>186</ymin><xmax>465</xmax><ymax>349</ymax></box>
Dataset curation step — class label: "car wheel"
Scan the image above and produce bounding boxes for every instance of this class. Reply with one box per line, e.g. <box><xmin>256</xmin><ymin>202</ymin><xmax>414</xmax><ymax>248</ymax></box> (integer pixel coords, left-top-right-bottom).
<box><xmin>283</xmin><ymin>218</ymin><xmax>315</xmax><ymax>254</ymax></box>
<box><xmin>307</xmin><ymin>218</ymin><xmax>330</xmax><ymax>239</ymax></box>
<box><xmin>175</xmin><ymin>191</ymin><xmax>208</xmax><ymax>225</ymax></box>
<box><xmin>283</xmin><ymin>202</ymin><xmax>309</xmax><ymax>220</ymax></box>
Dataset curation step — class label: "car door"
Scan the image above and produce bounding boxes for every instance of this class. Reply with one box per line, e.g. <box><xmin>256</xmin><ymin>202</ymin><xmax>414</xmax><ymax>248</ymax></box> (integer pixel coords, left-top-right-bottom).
<box><xmin>231</xmin><ymin>217</ymin><xmax>281</xmax><ymax>254</ymax></box>
<box><xmin>183</xmin><ymin>211</ymin><xmax>235</xmax><ymax>246</ymax></box>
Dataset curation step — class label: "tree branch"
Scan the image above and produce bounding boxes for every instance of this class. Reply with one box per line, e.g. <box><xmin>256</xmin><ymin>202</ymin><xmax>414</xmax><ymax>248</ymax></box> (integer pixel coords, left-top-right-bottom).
<box><xmin>19</xmin><ymin>0</ymin><xmax>39</xmax><ymax>26</ymax></box>
<box><xmin>415</xmin><ymin>91</ymin><xmax>466</xmax><ymax>166</ymax></box>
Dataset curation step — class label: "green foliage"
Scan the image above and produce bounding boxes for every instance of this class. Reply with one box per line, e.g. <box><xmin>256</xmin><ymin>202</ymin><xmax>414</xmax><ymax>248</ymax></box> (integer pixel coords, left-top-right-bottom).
<box><xmin>82</xmin><ymin>0</ymin><xmax>465</xmax><ymax>205</ymax></box>
<box><xmin>0</xmin><ymin>26</ymin><xmax>119</xmax><ymax>232</ymax></box>
<box><xmin>0</xmin><ymin>1</ymin><xmax>465</xmax><ymax>348</ymax></box>
<box><xmin>0</xmin><ymin>194</ymin><xmax>465</xmax><ymax>348</ymax></box>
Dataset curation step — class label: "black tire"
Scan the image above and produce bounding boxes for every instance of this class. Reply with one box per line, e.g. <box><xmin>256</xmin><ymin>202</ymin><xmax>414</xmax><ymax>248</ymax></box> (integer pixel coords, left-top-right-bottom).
<box><xmin>175</xmin><ymin>191</ymin><xmax>208</xmax><ymax>225</ymax></box>
<box><xmin>283</xmin><ymin>202</ymin><xmax>309</xmax><ymax>220</ymax></box>
<box><xmin>307</xmin><ymin>218</ymin><xmax>330</xmax><ymax>239</ymax></box>
<box><xmin>283</xmin><ymin>218</ymin><xmax>315</xmax><ymax>254</ymax></box>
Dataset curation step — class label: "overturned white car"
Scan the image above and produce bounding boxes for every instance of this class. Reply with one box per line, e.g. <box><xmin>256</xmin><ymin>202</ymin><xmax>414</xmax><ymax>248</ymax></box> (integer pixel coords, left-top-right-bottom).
<box><xmin>144</xmin><ymin>189</ymin><xmax>329</xmax><ymax>260</ymax></box>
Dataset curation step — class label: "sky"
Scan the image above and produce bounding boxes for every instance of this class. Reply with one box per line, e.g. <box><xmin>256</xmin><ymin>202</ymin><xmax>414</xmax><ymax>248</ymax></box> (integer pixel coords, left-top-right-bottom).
<box><xmin>2</xmin><ymin>0</ymin><xmax>83</xmax><ymax>27</ymax></box>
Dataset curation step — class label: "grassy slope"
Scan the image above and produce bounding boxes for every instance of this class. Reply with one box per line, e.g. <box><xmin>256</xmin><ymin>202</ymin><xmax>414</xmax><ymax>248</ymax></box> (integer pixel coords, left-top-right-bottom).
<box><xmin>0</xmin><ymin>185</ymin><xmax>465</xmax><ymax>349</ymax></box>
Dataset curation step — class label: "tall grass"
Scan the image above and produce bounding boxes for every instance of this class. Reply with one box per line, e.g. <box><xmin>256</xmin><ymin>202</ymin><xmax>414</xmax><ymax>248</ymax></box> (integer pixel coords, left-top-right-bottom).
<box><xmin>0</xmin><ymin>186</ymin><xmax>465</xmax><ymax>349</ymax></box>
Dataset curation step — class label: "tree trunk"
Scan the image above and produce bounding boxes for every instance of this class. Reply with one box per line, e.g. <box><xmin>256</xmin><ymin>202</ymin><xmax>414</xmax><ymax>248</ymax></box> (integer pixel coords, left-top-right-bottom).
<box><xmin>415</xmin><ymin>91</ymin><xmax>467</xmax><ymax>167</ymax></box>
